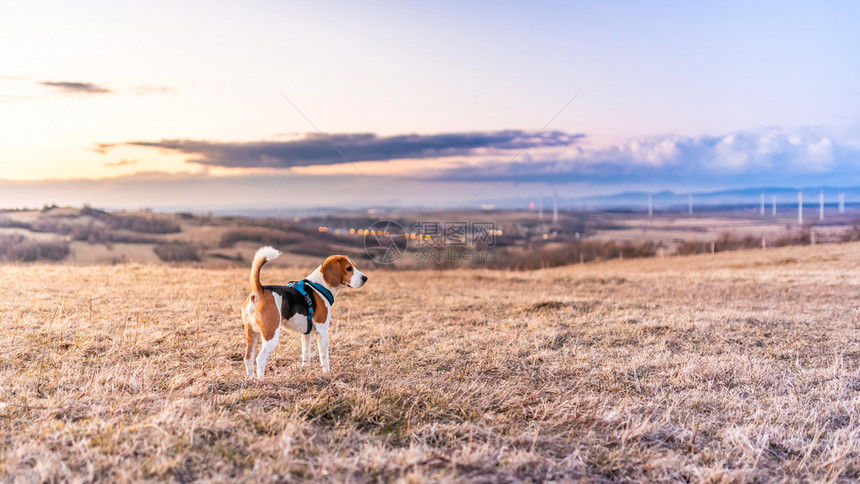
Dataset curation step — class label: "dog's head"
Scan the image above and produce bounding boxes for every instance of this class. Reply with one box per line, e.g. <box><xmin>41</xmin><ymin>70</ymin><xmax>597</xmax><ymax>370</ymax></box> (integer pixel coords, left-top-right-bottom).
<box><xmin>321</xmin><ymin>255</ymin><xmax>367</xmax><ymax>289</ymax></box>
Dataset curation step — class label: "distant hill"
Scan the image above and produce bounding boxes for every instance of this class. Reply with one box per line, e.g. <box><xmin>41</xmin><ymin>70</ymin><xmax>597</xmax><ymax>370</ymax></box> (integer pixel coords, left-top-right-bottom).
<box><xmin>0</xmin><ymin>206</ymin><xmax>365</xmax><ymax>267</ymax></box>
<box><xmin>4</xmin><ymin>202</ymin><xmax>859</xmax><ymax>268</ymax></box>
<box><xmin>478</xmin><ymin>186</ymin><xmax>860</xmax><ymax>212</ymax></box>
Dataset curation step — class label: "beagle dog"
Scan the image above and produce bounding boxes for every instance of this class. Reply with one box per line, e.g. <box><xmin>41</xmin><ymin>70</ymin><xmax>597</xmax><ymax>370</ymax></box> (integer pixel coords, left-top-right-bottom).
<box><xmin>241</xmin><ymin>246</ymin><xmax>367</xmax><ymax>378</ymax></box>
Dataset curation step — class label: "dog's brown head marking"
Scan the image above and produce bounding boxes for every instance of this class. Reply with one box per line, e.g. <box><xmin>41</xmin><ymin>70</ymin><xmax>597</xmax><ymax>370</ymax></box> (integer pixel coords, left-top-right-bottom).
<box><xmin>321</xmin><ymin>255</ymin><xmax>355</xmax><ymax>287</ymax></box>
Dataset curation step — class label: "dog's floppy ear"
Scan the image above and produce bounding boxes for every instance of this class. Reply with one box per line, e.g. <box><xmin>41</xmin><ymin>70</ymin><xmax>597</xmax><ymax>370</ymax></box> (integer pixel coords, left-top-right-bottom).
<box><xmin>321</xmin><ymin>256</ymin><xmax>342</xmax><ymax>287</ymax></box>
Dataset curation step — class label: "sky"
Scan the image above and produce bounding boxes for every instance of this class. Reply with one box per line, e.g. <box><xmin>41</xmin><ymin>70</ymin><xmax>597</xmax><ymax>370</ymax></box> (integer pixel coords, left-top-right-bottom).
<box><xmin>1</xmin><ymin>0</ymin><xmax>859</xmax><ymax>210</ymax></box>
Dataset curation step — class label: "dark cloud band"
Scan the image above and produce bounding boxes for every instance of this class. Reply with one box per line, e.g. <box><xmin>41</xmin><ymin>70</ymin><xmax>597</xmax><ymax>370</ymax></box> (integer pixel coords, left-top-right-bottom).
<box><xmin>107</xmin><ymin>131</ymin><xmax>584</xmax><ymax>168</ymax></box>
<box><xmin>96</xmin><ymin>126</ymin><xmax>859</xmax><ymax>187</ymax></box>
<box><xmin>40</xmin><ymin>81</ymin><xmax>112</xmax><ymax>94</ymax></box>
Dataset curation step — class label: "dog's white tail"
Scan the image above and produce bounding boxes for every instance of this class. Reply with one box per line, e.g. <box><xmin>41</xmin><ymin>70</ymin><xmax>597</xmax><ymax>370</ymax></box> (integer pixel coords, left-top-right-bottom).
<box><xmin>250</xmin><ymin>246</ymin><xmax>280</xmax><ymax>294</ymax></box>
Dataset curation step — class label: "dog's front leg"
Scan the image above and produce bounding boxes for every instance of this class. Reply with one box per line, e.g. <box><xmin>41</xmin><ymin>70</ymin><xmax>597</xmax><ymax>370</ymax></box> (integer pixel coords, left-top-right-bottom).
<box><xmin>301</xmin><ymin>333</ymin><xmax>312</xmax><ymax>368</ymax></box>
<box><xmin>315</xmin><ymin>325</ymin><xmax>330</xmax><ymax>373</ymax></box>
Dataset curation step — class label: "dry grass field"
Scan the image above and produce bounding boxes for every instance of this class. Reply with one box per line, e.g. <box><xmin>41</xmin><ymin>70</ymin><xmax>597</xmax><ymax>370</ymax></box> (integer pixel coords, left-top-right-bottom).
<box><xmin>1</xmin><ymin>243</ymin><xmax>859</xmax><ymax>482</ymax></box>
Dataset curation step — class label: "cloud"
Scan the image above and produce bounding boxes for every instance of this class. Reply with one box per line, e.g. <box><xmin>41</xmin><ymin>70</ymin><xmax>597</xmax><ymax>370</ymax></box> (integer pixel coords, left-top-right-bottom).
<box><xmin>105</xmin><ymin>131</ymin><xmax>584</xmax><ymax>168</ymax></box>
<box><xmin>39</xmin><ymin>81</ymin><xmax>113</xmax><ymax>94</ymax></box>
<box><xmin>91</xmin><ymin>143</ymin><xmax>113</xmax><ymax>154</ymax></box>
<box><xmin>103</xmin><ymin>159</ymin><xmax>138</xmax><ymax>167</ymax></box>
<box><xmin>7</xmin><ymin>124</ymin><xmax>860</xmax><ymax>210</ymax></box>
<box><xmin>91</xmin><ymin>125</ymin><xmax>860</xmax><ymax>190</ymax></box>
<box><xmin>426</xmin><ymin>127</ymin><xmax>860</xmax><ymax>185</ymax></box>
<box><xmin>1</xmin><ymin>78</ymin><xmax>174</xmax><ymax>102</ymax></box>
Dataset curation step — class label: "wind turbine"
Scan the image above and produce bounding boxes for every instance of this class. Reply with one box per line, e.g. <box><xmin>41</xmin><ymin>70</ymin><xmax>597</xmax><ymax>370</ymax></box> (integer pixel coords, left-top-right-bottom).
<box><xmin>819</xmin><ymin>190</ymin><xmax>824</xmax><ymax>221</ymax></box>
<box><xmin>798</xmin><ymin>191</ymin><xmax>803</xmax><ymax>224</ymax></box>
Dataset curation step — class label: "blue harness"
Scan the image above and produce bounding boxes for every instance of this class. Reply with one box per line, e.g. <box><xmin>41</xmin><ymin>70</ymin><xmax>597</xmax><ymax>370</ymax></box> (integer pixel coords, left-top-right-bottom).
<box><xmin>286</xmin><ymin>279</ymin><xmax>334</xmax><ymax>334</ymax></box>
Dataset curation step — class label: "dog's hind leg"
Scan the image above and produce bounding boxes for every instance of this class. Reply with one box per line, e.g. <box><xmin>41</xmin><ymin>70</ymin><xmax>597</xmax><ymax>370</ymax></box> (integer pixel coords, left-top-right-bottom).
<box><xmin>244</xmin><ymin>324</ymin><xmax>260</xmax><ymax>378</ymax></box>
<box><xmin>256</xmin><ymin>327</ymin><xmax>280</xmax><ymax>378</ymax></box>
